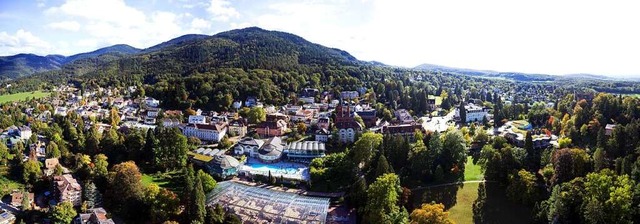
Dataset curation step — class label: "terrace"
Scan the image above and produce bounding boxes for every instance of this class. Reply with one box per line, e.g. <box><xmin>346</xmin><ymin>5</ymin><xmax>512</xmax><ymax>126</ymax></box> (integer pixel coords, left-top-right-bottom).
<box><xmin>207</xmin><ymin>181</ymin><xmax>330</xmax><ymax>223</ymax></box>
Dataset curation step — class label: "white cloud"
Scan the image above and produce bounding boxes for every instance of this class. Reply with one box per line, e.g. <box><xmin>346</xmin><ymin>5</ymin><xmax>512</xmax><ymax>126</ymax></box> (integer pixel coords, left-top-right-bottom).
<box><xmin>47</xmin><ymin>21</ymin><xmax>81</xmax><ymax>31</ymax></box>
<box><xmin>207</xmin><ymin>0</ymin><xmax>240</xmax><ymax>21</ymax></box>
<box><xmin>0</xmin><ymin>29</ymin><xmax>53</xmax><ymax>55</ymax></box>
<box><xmin>190</xmin><ymin>18</ymin><xmax>211</xmax><ymax>30</ymax></box>
<box><xmin>45</xmin><ymin>0</ymin><xmax>146</xmax><ymax>27</ymax></box>
<box><xmin>43</xmin><ymin>0</ymin><xmax>209</xmax><ymax>52</ymax></box>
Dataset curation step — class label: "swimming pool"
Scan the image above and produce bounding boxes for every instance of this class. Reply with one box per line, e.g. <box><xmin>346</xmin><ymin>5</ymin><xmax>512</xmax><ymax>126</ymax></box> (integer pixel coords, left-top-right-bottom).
<box><xmin>239</xmin><ymin>158</ymin><xmax>310</xmax><ymax>181</ymax></box>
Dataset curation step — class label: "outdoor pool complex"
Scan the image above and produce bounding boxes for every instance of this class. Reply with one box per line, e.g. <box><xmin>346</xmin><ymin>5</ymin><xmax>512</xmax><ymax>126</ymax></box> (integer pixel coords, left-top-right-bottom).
<box><xmin>239</xmin><ymin>158</ymin><xmax>310</xmax><ymax>181</ymax></box>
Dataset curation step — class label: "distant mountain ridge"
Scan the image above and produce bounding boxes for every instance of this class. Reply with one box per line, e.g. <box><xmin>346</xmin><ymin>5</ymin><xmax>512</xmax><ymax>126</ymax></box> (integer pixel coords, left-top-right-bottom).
<box><xmin>414</xmin><ymin>63</ymin><xmax>628</xmax><ymax>82</ymax></box>
<box><xmin>0</xmin><ymin>34</ymin><xmax>210</xmax><ymax>80</ymax></box>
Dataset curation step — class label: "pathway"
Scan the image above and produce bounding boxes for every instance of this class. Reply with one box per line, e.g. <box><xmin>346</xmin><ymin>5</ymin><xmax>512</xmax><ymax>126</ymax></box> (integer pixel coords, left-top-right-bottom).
<box><xmin>411</xmin><ymin>180</ymin><xmax>494</xmax><ymax>191</ymax></box>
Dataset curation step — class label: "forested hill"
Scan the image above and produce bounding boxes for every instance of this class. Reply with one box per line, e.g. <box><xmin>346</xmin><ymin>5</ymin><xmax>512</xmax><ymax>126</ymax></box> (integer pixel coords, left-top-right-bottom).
<box><xmin>4</xmin><ymin>27</ymin><xmax>415</xmax><ymax>109</ymax></box>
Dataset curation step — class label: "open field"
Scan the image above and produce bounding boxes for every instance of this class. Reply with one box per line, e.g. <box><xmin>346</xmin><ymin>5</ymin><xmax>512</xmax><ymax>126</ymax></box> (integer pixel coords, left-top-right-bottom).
<box><xmin>0</xmin><ymin>91</ymin><xmax>50</xmax><ymax>104</ymax></box>
<box><xmin>464</xmin><ymin>156</ymin><xmax>483</xmax><ymax>181</ymax></box>
<box><xmin>447</xmin><ymin>182</ymin><xmax>479</xmax><ymax>223</ymax></box>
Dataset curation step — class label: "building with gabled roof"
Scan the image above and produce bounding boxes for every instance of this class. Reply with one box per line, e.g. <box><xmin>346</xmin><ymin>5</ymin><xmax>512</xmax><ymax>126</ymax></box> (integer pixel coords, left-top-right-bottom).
<box><xmin>53</xmin><ymin>174</ymin><xmax>82</xmax><ymax>206</ymax></box>
<box><xmin>75</xmin><ymin>207</ymin><xmax>115</xmax><ymax>224</ymax></box>
<box><xmin>182</xmin><ymin>123</ymin><xmax>227</xmax><ymax>142</ymax></box>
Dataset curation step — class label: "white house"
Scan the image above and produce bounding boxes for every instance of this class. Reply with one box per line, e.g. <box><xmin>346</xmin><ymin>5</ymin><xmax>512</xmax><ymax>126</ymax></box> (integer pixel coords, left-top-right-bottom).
<box><xmin>147</xmin><ymin>108</ymin><xmax>160</xmax><ymax>118</ymax></box>
<box><xmin>456</xmin><ymin>103</ymin><xmax>490</xmax><ymax>123</ymax></box>
<box><xmin>182</xmin><ymin>123</ymin><xmax>227</xmax><ymax>142</ymax></box>
<box><xmin>188</xmin><ymin>115</ymin><xmax>208</xmax><ymax>124</ymax></box>
<box><xmin>315</xmin><ymin>128</ymin><xmax>331</xmax><ymax>143</ymax></box>
<box><xmin>233</xmin><ymin>137</ymin><xmax>265</xmax><ymax>157</ymax></box>
<box><xmin>145</xmin><ymin>97</ymin><xmax>160</xmax><ymax>108</ymax></box>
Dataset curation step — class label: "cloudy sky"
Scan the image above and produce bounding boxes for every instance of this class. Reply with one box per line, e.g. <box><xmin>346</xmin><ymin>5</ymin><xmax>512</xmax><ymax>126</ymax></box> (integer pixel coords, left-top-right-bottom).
<box><xmin>1</xmin><ymin>0</ymin><xmax>639</xmax><ymax>77</ymax></box>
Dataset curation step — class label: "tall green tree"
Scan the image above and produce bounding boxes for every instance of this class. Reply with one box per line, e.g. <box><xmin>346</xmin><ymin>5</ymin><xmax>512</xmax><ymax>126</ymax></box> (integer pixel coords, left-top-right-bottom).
<box><xmin>50</xmin><ymin>201</ymin><xmax>77</xmax><ymax>224</ymax></box>
<box><xmin>154</xmin><ymin>127</ymin><xmax>188</xmax><ymax>170</ymax></box>
<box><xmin>374</xmin><ymin>155</ymin><xmax>393</xmax><ymax>178</ymax></box>
<box><xmin>190</xmin><ymin>177</ymin><xmax>206</xmax><ymax>224</ymax></box>
<box><xmin>93</xmin><ymin>154</ymin><xmax>109</xmax><ymax>178</ymax></box>
<box><xmin>198</xmin><ymin>170</ymin><xmax>217</xmax><ymax>193</ymax></box>
<box><xmin>22</xmin><ymin>159</ymin><xmax>41</xmax><ymax>186</ymax></box>
<box><xmin>46</xmin><ymin>141</ymin><xmax>61</xmax><ymax>158</ymax></box>
<box><xmin>363</xmin><ymin>173</ymin><xmax>408</xmax><ymax>224</ymax></box>
<box><xmin>205</xmin><ymin>204</ymin><xmax>225</xmax><ymax>224</ymax></box>
<box><xmin>106</xmin><ymin>161</ymin><xmax>143</xmax><ymax>219</ymax></box>
<box><xmin>352</xmin><ymin>132</ymin><xmax>383</xmax><ymax>168</ymax></box>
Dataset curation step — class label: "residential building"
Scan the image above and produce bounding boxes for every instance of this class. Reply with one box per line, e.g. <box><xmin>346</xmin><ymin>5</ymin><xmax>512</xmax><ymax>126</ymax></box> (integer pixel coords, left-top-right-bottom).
<box><xmin>54</xmin><ymin>174</ymin><xmax>82</xmax><ymax>206</ymax></box>
<box><xmin>383</xmin><ymin>123</ymin><xmax>421</xmax><ymax>142</ymax></box>
<box><xmin>146</xmin><ymin>107</ymin><xmax>160</xmax><ymax>118</ymax></box>
<box><xmin>144</xmin><ymin>116</ymin><xmax>156</xmax><ymax>125</ymax></box>
<box><xmin>300</xmin><ymin>88</ymin><xmax>319</xmax><ymax>98</ymax></box>
<box><xmin>315</xmin><ymin>128</ymin><xmax>331</xmax><ymax>143</ymax></box>
<box><xmin>356</xmin><ymin>109</ymin><xmax>377</xmax><ymax>128</ymax></box>
<box><xmin>188</xmin><ymin>115</ymin><xmax>208</xmax><ymax>124</ymax></box>
<box><xmin>44</xmin><ymin>158</ymin><xmax>60</xmax><ymax>176</ymax></box>
<box><xmin>75</xmin><ymin>207</ymin><xmax>115</xmax><ymax>224</ymax></box>
<box><xmin>164</xmin><ymin>110</ymin><xmax>183</xmax><ymax>118</ymax></box>
<box><xmin>228</xmin><ymin>119</ymin><xmax>247</xmax><ymax>137</ymax></box>
<box><xmin>162</xmin><ymin>118</ymin><xmax>181</xmax><ymax>127</ymax></box>
<box><xmin>10</xmin><ymin>190</ymin><xmax>34</xmax><ymax>208</ymax></box>
<box><xmin>394</xmin><ymin>109</ymin><xmax>414</xmax><ymax>124</ymax></box>
<box><xmin>182</xmin><ymin>123</ymin><xmax>227</xmax><ymax>142</ymax></box>
<box><xmin>605</xmin><ymin>124</ymin><xmax>616</xmax><ymax>136</ymax></box>
<box><xmin>8</xmin><ymin>125</ymin><xmax>32</xmax><ymax>140</ymax></box>
<box><xmin>316</xmin><ymin>117</ymin><xmax>330</xmax><ymax>130</ymax></box>
<box><xmin>145</xmin><ymin>97</ymin><xmax>160</xmax><ymax>108</ymax></box>
<box><xmin>256</xmin><ymin>114</ymin><xmax>288</xmax><ymax>137</ymax></box>
<box><xmin>340</xmin><ymin>91</ymin><xmax>359</xmax><ymax>100</ymax></box>
<box><xmin>0</xmin><ymin>209</ymin><xmax>16</xmax><ymax>224</ymax></box>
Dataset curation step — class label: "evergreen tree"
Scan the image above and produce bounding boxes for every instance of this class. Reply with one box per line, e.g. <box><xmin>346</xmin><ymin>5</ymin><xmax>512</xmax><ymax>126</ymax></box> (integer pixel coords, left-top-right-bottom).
<box><xmin>83</xmin><ymin>181</ymin><xmax>102</xmax><ymax>208</ymax></box>
<box><xmin>205</xmin><ymin>204</ymin><xmax>225</xmax><ymax>224</ymax></box>
<box><xmin>375</xmin><ymin>155</ymin><xmax>392</xmax><ymax>178</ymax></box>
<box><xmin>21</xmin><ymin>190</ymin><xmax>30</xmax><ymax>210</ymax></box>
<box><xmin>46</xmin><ymin>141</ymin><xmax>60</xmax><ymax>158</ymax></box>
<box><xmin>183</xmin><ymin>165</ymin><xmax>195</xmax><ymax>221</ymax></box>
<box><xmin>459</xmin><ymin>103</ymin><xmax>467</xmax><ymax>124</ymax></box>
<box><xmin>190</xmin><ymin>177</ymin><xmax>206</xmax><ymax>224</ymax></box>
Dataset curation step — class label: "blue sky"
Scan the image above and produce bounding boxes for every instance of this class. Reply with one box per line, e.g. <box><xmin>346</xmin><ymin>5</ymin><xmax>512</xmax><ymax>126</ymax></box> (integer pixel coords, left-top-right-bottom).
<box><xmin>1</xmin><ymin>0</ymin><xmax>639</xmax><ymax>77</ymax></box>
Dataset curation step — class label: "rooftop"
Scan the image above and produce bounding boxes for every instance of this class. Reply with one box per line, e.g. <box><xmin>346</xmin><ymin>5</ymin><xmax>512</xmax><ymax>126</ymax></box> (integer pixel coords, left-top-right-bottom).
<box><xmin>207</xmin><ymin>181</ymin><xmax>330</xmax><ymax>223</ymax></box>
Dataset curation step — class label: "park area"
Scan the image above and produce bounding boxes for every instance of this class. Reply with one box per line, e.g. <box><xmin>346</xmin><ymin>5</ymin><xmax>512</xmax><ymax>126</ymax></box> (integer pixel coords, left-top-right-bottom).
<box><xmin>0</xmin><ymin>91</ymin><xmax>50</xmax><ymax>104</ymax></box>
<box><xmin>141</xmin><ymin>171</ymin><xmax>184</xmax><ymax>194</ymax></box>
<box><xmin>409</xmin><ymin>155</ymin><xmax>531</xmax><ymax>223</ymax></box>
<box><xmin>411</xmin><ymin>181</ymin><xmax>533</xmax><ymax>224</ymax></box>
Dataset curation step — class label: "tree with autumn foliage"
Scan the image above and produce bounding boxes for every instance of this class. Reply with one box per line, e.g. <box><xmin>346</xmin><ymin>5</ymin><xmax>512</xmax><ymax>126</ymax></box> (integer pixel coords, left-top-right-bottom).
<box><xmin>410</xmin><ymin>203</ymin><xmax>454</xmax><ymax>224</ymax></box>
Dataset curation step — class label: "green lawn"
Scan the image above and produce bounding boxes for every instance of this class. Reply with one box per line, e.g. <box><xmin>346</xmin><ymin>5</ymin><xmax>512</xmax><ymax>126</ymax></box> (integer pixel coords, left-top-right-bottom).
<box><xmin>141</xmin><ymin>171</ymin><xmax>184</xmax><ymax>194</ymax></box>
<box><xmin>411</xmin><ymin>182</ymin><xmax>533</xmax><ymax>224</ymax></box>
<box><xmin>464</xmin><ymin>156</ymin><xmax>483</xmax><ymax>181</ymax></box>
<box><xmin>0</xmin><ymin>91</ymin><xmax>50</xmax><ymax>104</ymax></box>
<box><xmin>447</xmin><ymin>182</ymin><xmax>479</xmax><ymax>224</ymax></box>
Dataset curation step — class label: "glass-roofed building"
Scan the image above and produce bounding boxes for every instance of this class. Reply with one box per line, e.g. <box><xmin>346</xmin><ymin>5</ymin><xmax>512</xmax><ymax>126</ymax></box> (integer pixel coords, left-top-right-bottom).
<box><xmin>284</xmin><ymin>141</ymin><xmax>326</xmax><ymax>162</ymax></box>
<box><xmin>207</xmin><ymin>181</ymin><xmax>330</xmax><ymax>223</ymax></box>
